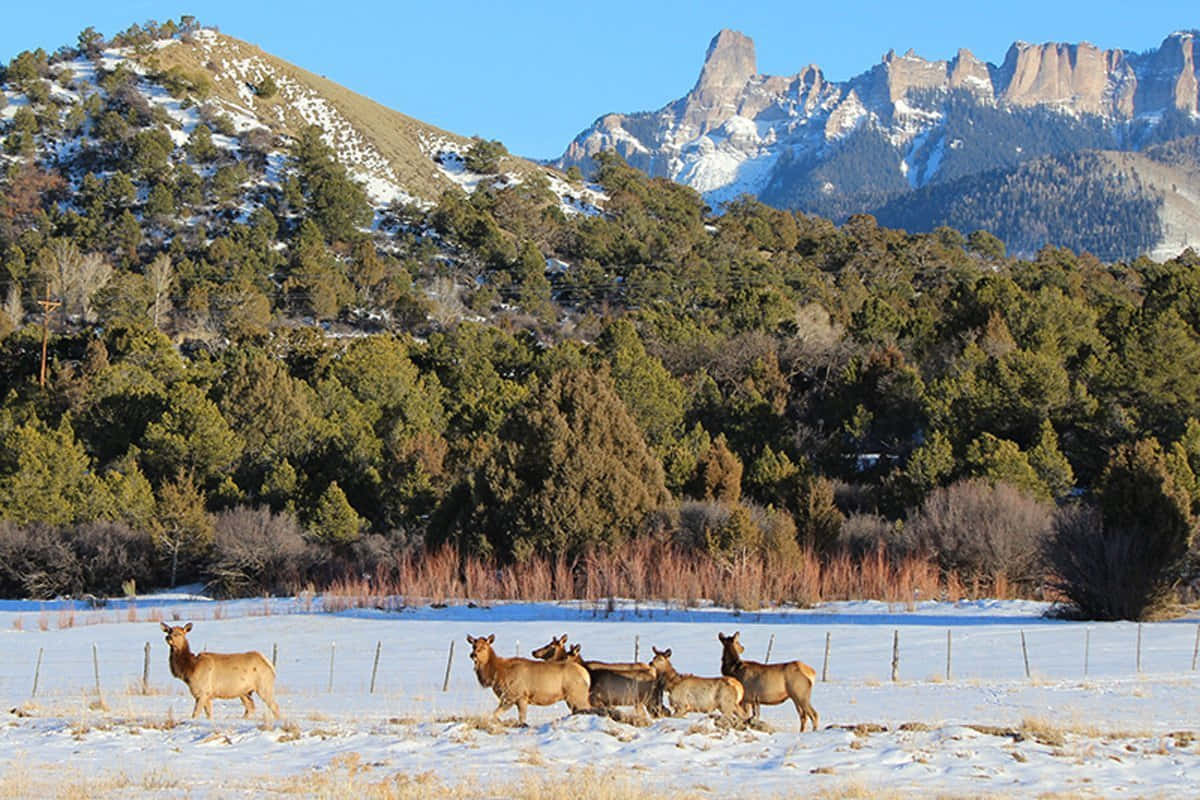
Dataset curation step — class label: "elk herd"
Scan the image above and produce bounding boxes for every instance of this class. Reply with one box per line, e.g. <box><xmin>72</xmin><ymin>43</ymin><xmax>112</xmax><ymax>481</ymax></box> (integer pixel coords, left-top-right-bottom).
<box><xmin>470</xmin><ymin>630</ymin><xmax>818</xmax><ymax>729</ymax></box>
<box><xmin>157</xmin><ymin>622</ymin><xmax>818</xmax><ymax>731</ymax></box>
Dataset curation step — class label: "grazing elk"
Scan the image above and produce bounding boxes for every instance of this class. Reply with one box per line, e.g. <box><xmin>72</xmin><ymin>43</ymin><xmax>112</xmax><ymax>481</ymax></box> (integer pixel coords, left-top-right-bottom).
<box><xmin>466</xmin><ymin>634</ymin><xmax>590</xmax><ymax>726</ymax></box>
<box><xmin>160</xmin><ymin>622</ymin><xmax>280</xmax><ymax>723</ymax></box>
<box><xmin>649</xmin><ymin>646</ymin><xmax>746</xmax><ymax>721</ymax></box>
<box><xmin>532</xmin><ymin>634</ymin><xmax>664</xmax><ymax>717</ymax></box>
<box><xmin>718</xmin><ymin>631</ymin><xmax>818</xmax><ymax>730</ymax></box>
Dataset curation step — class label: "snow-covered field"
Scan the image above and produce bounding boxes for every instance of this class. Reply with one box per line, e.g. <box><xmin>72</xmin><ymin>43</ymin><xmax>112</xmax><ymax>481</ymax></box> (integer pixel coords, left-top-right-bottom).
<box><xmin>2</xmin><ymin>596</ymin><xmax>1199</xmax><ymax>798</ymax></box>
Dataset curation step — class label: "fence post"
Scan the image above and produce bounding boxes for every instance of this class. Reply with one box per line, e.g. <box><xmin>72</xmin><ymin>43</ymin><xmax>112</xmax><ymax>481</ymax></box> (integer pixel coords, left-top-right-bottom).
<box><xmin>945</xmin><ymin>630</ymin><xmax>952</xmax><ymax>681</ymax></box>
<box><xmin>821</xmin><ymin>632</ymin><xmax>831</xmax><ymax>682</ymax></box>
<box><xmin>369</xmin><ymin>641</ymin><xmax>382</xmax><ymax>694</ymax></box>
<box><xmin>442</xmin><ymin>640</ymin><xmax>455</xmax><ymax>692</ymax></box>
<box><xmin>764</xmin><ymin>633</ymin><xmax>775</xmax><ymax>664</ymax></box>
<box><xmin>891</xmin><ymin>630</ymin><xmax>899</xmax><ymax>682</ymax></box>
<box><xmin>31</xmin><ymin>648</ymin><xmax>43</xmax><ymax>697</ymax></box>
<box><xmin>92</xmin><ymin>643</ymin><xmax>104</xmax><ymax>704</ymax></box>
<box><xmin>1084</xmin><ymin>628</ymin><xmax>1091</xmax><ymax>677</ymax></box>
<box><xmin>1192</xmin><ymin>624</ymin><xmax>1199</xmax><ymax>672</ymax></box>
<box><xmin>1136</xmin><ymin>623</ymin><xmax>1143</xmax><ymax>673</ymax></box>
<box><xmin>327</xmin><ymin>643</ymin><xmax>335</xmax><ymax>693</ymax></box>
<box><xmin>1020</xmin><ymin>631</ymin><xmax>1030</xmax><ymax>679</ymax></box>
<box><xmin>142</xmin><ymin>642</ymin><xmax>151</xmax><ymax>694</ymax></box>
<box><xmin>272</xmin><ymin>643</ymin><xmax>278</xmax><ymax>668</ymax></box>
<box><xmin>634</xmin><ymin>635</ymin><xmax>639</xmax><ymax>663</ymax></box>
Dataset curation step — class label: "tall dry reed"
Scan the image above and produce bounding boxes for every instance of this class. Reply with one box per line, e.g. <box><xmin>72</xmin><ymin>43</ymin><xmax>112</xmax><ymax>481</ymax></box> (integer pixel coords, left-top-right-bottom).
<box><xmin>318</xmin><ymin>541</ymin><xmax>1034</xmax><ymax>611</ymax></box>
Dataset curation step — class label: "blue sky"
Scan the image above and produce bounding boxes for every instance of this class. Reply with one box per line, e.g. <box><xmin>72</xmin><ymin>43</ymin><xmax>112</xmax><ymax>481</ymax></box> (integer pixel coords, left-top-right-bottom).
<box><xmin>1</xmin><ymin>1</ymin><xmax>1195</xmax><ymax>160</ymax></box>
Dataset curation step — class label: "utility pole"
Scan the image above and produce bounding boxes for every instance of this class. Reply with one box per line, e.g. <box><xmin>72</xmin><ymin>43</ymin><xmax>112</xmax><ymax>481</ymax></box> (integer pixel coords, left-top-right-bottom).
<box><xmin>37</xmin><ymin>284</ymin><xmax>60</xmax><ymax>388</ymax></box>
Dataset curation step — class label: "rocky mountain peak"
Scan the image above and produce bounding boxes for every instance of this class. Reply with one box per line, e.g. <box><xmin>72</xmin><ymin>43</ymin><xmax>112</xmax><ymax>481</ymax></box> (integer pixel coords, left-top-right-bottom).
<box><xmin>695</xmin><ymin>29</ymin><xmax>757</xmax><ymax>93</ymax></box>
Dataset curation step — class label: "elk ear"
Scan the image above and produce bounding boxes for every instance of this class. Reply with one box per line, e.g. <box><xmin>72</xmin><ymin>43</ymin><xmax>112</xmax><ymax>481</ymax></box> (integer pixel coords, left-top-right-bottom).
<box><xmin>466</xmin><ymin>635</ymin><xmax>475</xmax><ymax>644</ymax></box>
<box><xmin>732</xmin><ymin>631</ymin><xmax>740</xmax><ymax>641</ymax></box>
<box><xmin>665</xmin><ymin>648</ymin><xmax>672</xmax><ymax>658</ymax></box>
<box><xmin>559</xmin><ymin>634</ymin><xmax>568</xmax><ymax>644</ymax></box>
<box><xmin>718</xmin><ymin>632</ymin><xmax>727</xmax><ymax>642</ymax></box>
<box><xmin>160</xmin><ymin>622</ymin><xmax>170</xmax><ymax>633</ymax></box>
<box><xmin>486</xmin><ymin>634</ymin><xmax>495</xmax><ymax>644</ymax></box>
<box><xmin>183</xmin><ymin>622</ymin><xmax>193</xmax><ymax>633</ymax></box>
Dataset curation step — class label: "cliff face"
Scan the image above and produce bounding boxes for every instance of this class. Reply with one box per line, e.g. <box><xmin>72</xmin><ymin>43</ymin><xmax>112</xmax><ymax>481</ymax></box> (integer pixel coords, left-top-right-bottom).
<box><xmin>558</xmin><ymin>30</ymin><xmax>1200</xmax><ymax>199</ymax></box>
<box><xmin>557</xmin><ymin>29</ymin><xmax>1200</xmax><ymax>259</ymax></box>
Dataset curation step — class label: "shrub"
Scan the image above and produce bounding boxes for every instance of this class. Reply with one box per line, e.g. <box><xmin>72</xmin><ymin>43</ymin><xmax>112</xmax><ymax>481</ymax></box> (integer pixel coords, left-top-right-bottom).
<box><xmin>0</xmin><ymin>522</ymin><xmax>82</xmax><ymax>598</ymax></box>
<box><xmin>836</xmin><ymin>512</ymin><xmax>896</xmax><ymax>559</ymax></box>
<box><xmin>71</xmin><ymin>521</ymin><xmax>157</xmax><ymax>596</ymax></box>
<box><xmin>255</xmin><ymin>75</ymin><xmax>278</xmax><ymax>99</ymax></box>
<box><xmin>464</xmin><ymin>138</ymin><xmax>507</xmax><ymax>174</ymax></box>
<box><xmin>904</xmin><ymin>478</ymin><xmax>1054</xmax><ymax>585</ymax></box>
<box><xmin>1045</xmin><ymin>439</ymin><xmax>1197</xmax><ymax>619</ymax></box>
<box><xmin>209</xmin><ymin>506</ymin><xmax>311</xmax><ymax>597</ymax></box>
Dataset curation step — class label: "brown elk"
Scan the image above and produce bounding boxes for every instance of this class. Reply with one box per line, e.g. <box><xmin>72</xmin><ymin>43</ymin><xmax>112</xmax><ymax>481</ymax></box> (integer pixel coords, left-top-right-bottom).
<box><xmin>718</xmin><ymin>631</ymin><xmax>818</xmax><ymax>730</ymax></box>
<box><xmin>649</xmin><ymin>646</ymin><xmax>746</xmax><ymax>721</ymax></box>
<box><xmin>531</xmin><ymin>634</ymin><xmax>664</xmax><ymax>717</ymax></box>
<box><xmin>466</xmin><ymin>634</ymin><xmax>590</xmax><ymax>726</ymax></box>
<box><xmin>160</xmin><ymin>622</ymin><xmax>280</xmax><ymax>723</ymax></box>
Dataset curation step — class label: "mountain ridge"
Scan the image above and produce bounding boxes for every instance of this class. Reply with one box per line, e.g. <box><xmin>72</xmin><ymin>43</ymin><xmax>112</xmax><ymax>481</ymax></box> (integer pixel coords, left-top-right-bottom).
<box><xmin>558</xmin><ymin>28</ymin><xmax>1200</xmax><ymax>260</ymax></box>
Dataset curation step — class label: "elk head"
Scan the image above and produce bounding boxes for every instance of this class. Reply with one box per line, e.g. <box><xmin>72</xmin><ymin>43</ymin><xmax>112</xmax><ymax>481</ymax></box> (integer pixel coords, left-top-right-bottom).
<box><xmin>161</xmin><ymin>621</ymin><xmax>193</xmax><ymax>651</ymax></box>
<box><xmin>466</xmin><ymin>634</ymin><xmax>496</xmax><ymax>665</ymax></box>
<box><xmin>531</xmin><ymin>633</ymin><xmax>569</xmax><ymax>660</ymax></box>
<box><xmin>717</xmin><ymin>631</ymin><xmax>743</xmax><ymax>656</ymax></box>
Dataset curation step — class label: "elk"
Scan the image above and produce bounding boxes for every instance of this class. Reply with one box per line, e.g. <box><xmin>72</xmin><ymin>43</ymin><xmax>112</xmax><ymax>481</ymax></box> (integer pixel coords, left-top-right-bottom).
<box><xmin>649</xmin><ymin>646</ymin><xmax>746</xmax><ymax>720</ymax></box>
<box><xmin>160</xmin><ymin>622</ymin><xmax>280</xmax><ymax>723</ymax></box>
<box><xmin>718</xmin><ymin>631</ymin><xmax>818</xmax><ymax>730</ymax></box>
<box><xmin>532</xmin><ymin>634</ymin><xmax>664</xmax><ymax>717</ymax></box>
<box><xmin>466</xmin><ymin>633</ymin><xmax>590</xmax><ymax>726</ymax></box>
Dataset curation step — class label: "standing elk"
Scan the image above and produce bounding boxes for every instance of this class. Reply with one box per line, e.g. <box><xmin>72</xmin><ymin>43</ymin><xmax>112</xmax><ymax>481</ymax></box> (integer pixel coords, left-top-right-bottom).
<box><xmin>532</xmin><ymin>634</ymin><xmax>664</xmax><ymax>717</ymax></box>
<box><xmin>160</xmin><ymin>622</ymin><xmax>280</xmax><ymax>723</ymax></box>
<box><xmin>649</xmin><ymin>646</ymin><xmax>747</xmax><ymax>721</ymax></box>
<box><xmin>718</xmin><ymin>631</ymin><xmax>818</xmax><ymax>730</ymax></box>
<box><xmin>466</xmin><ymin>633</ymin><xmax>590</xmax><ymax>726</ymax></box>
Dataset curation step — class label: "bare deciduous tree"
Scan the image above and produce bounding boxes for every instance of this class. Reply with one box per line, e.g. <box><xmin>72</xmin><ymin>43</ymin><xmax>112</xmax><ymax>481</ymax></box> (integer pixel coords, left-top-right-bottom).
<box><xmin>45</xmin><ymin>239</ymin><xmax>112</xmax><ymax>324</ymax></box>
<box><xmin>148</xmin><ymin>253</ymin><xmax>173</xmax><ymax>330</ymax></box>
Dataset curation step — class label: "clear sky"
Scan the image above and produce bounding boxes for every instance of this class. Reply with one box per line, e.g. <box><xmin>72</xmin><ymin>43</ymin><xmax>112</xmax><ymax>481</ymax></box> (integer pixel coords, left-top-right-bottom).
<box><xmin>1</xmin><ymin>1</ymin><xmax>1195</xmax><ymax>160</ymax></box>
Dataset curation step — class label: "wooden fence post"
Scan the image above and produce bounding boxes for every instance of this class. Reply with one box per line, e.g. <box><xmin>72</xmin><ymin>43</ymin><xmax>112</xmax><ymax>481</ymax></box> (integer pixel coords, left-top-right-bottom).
<box><xmin>1192</xmin><ymin>624</ymin><xmax>1199</xmax><ymax>672</ymax></box>
<box><xmin>1084</xmin><ymin>628</ymin><xmax>1091</xmax><ymax>677</ymax></box>
<box><xmin>891</xmin><ymin>630</ymin><xmax>899</xmax><ymax>682</ymax></box>
<box><xmin>369</xmin><ymin>641</ymin><xmax>382</xmax><ymax>694</ymax></box>
<box><xmin>945</xmin><ymin>629</ymin><xmax>952</xmax><ymax>681</ymax></box>
<box><xmin>142</xmin><ymin>642</ymin><xmax>151</xmax><ymax>694</ymax></box>
<box><xmin>327</xmin><ymin>643</ymin><xmax>335</xmax><ymax>693</ymax></box>
<box><xmin>272</xmin><ymin>643</ymin><xmax>278</xmax><ymax>668</ymax></box>
<box><xmin>1136</xmin><ymin>623</ymin><xmax>1143</xmax><ymax>673</ymax></box>
<box><xmin>764</xmin><ymin>633</ymin><xmax>775</xmax><ymax>664</ymax></box>
<box><xmin>92</xmin><ymin>643</ymin><xmax>104</xmax><ymax>706</ymax></box>
<box><xmin>31</xmin><ymin>648</ymin><xmax>43</xmax><ymax>697</ymax></box>
<box><xmin>821</xmin><ymin>632</ymin><xmax>831</xmax><ymax>682</ymax></box>
<box><xmin>1020</xmin><ymin>631</ymin><xmax>1030</xmax><ymax>679</ymax></box>
<box><xmin>634</xmin><ymin>635</ymin><xmax>639</xmax><ymax>663</ymax></box>
<box><xmin>442</xmin><ymin>640</ymin><xmax>455</xmax><ymax>692</ymax></box>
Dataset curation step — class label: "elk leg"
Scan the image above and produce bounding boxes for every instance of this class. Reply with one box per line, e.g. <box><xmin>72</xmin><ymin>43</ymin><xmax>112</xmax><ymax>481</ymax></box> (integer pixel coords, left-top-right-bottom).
<box><xmin>493</xmin><ymin>700</ymin><xmax>514</xmax><ymax>721</ymax></box>
<box><xmin>258</xmin><ymin>686</ymin><xmax>281</xmax><ymax>724</ymax></box>
<box><xmin>240</xmin><ymin>693</ymin><xmax>255</xmax><ymax>717</ymax></box>
<box><xmin>191</xmin><ymin>697</ymin><xmax>204</xmax><ymax>719</ymax></box>
<box><xmin>516</xmin><ymin>699</ymin><xmax>528</xmax><ymax>727</ymax></box>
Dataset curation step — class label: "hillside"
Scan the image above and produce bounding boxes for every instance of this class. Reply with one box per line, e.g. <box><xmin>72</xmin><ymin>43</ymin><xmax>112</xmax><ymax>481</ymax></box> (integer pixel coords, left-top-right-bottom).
<box><xmin>559</xmin><ymin>29</ymin><xmax>1200</xmax><ymax>260</ymax></box>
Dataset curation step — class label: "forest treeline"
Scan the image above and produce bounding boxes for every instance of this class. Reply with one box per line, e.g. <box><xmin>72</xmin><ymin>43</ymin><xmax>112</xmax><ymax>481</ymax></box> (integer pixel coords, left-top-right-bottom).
<box><xmin>1</xmin><ymin>22</ymin><xmax>1199</xmax><ymax>618</ymax></box>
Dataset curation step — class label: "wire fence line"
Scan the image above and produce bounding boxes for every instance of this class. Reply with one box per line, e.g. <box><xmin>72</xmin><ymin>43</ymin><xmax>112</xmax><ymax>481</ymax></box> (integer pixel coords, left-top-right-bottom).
<box><xmin>6</xmin><ymin>622</ymin><xmax>1200</xmax><ymax>705</ymax></box>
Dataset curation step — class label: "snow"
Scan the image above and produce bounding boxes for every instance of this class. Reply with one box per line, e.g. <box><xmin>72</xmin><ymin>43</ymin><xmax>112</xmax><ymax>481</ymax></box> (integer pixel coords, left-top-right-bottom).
<box><xmin>1</xmin><ymin>595</ymin><xmax>1198</xmax><ymax>797</ymax></box>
